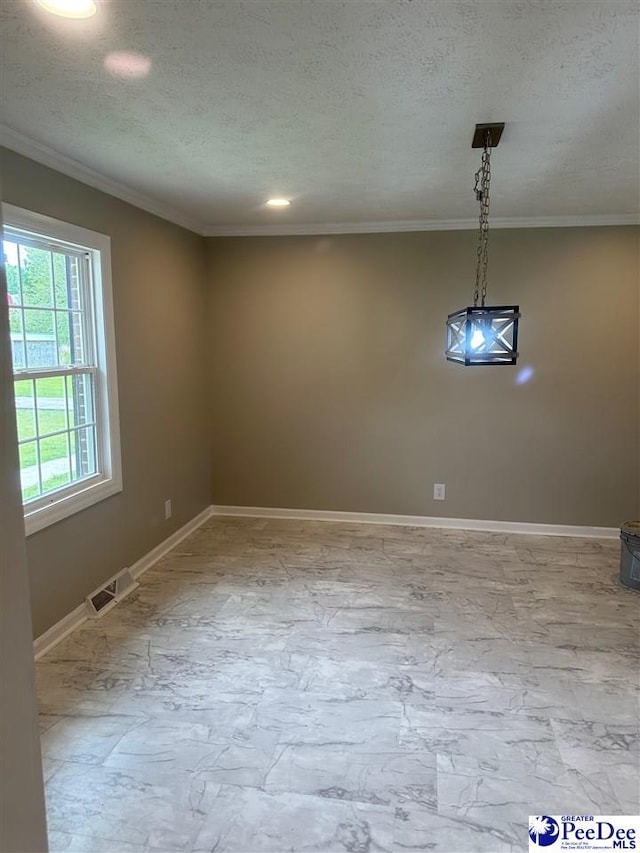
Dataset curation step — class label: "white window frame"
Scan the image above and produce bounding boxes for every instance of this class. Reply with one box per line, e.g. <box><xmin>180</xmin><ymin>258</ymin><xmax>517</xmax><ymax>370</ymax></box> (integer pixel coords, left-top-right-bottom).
<box><xmin>3</xmin><ymin>203</ymin><xmax>122</xmax><ymax>536</ymax></box>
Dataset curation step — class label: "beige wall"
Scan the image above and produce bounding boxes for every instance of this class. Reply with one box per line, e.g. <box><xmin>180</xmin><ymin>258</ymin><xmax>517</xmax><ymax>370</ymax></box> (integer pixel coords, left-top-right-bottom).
<box><xmin>1</xmin><ymin>148</ymin><xmax>211</xmax><ymax>637</ymax></box>
<box><xmin>206</xmin><ymin>228</ymin><xmax>639</xmax><ymax>527</ymax></box>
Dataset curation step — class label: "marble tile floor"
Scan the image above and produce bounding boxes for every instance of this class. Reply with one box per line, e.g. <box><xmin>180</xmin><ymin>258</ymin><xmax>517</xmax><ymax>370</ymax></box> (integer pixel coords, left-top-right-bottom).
<box><xmin>37</xmin><ymin>517</ymin><xmax>639</xmax><ymax>853</ymax></box>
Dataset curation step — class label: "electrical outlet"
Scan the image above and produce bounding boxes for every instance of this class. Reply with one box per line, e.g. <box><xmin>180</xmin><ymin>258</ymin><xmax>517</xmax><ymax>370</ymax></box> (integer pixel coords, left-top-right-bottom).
<box><xmin>433</xmin><ymin>483</ymin><xmax>446</xmax><ymax>501</ymax></box>
<box><xmin>164</xmin><ymin>499</ymin><xmax>172</xmax><ymax>520</ymax></box>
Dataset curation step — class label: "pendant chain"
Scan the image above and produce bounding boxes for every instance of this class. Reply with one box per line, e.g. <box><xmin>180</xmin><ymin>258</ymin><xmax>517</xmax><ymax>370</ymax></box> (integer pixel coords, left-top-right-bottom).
<box><xmin>473</xmin><ymin>131</ymin><xmax>492</xmax><ymax>308</ymax></box>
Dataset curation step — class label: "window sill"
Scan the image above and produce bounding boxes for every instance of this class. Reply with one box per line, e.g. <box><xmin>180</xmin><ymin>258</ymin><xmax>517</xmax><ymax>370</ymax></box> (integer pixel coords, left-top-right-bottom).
<box><xmin>24</xmin><ymin>475</ymin><xmax>122</xmax><ymax>536</ymax></box>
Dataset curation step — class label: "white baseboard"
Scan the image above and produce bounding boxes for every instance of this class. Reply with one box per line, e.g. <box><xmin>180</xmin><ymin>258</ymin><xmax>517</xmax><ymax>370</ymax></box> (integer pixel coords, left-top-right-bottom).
<box><xmin>33</xmin><ymin>603</ymin><xmax>89</xmax><ymax>661</ymax></box>
<box><xmin>33</xmin><ymin>505</ymin><xmax>215</xmax><ymax>661</ymax></box>
<box><xmin>210</xmin><ymin>504</ymin><xmax>619</xmax><ymax>539</ymax></box>
<box><xmin>128</xmin><ymin>505</ymin><xmax>215</xmax><ymax>580</ymax></box>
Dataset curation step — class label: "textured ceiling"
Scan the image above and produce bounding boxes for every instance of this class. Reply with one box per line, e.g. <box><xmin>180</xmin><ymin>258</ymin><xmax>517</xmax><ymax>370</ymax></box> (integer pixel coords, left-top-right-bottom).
<box><xmin>1</xmin><ymin>0</ymin><xmax>638</xmax><ymax>233</ymax></box>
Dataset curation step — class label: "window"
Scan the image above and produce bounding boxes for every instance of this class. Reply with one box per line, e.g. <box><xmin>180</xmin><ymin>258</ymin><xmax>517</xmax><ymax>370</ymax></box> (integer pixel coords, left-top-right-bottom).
<box><xmin>3</xmin><ymin>204</ymin><xmax>121</xmax><ymax>535</ymax></box>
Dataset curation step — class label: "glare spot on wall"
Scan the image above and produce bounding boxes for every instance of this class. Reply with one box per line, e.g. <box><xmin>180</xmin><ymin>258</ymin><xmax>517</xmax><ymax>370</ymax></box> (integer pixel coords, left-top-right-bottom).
<box><xmin>516</xmin><ymin>365</ymin><xmax>535</xmax><ymax>385</ymax></box>
<box><xmin>104</xmin><ymin>51</ymin><xmax>151</xmax><ymax>79</ymax></box>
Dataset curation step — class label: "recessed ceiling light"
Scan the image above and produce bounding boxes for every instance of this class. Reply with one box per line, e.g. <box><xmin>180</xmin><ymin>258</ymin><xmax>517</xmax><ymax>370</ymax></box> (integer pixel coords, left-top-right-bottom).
<box><xmin>36</xmin><ymin>0</ymin><xmax>97</xmax><ymax>18</ymax></box>
<box><xmin>266</xmin><ymin>198</ymin><xmax>291</xmax><ymax>207</ymax></box>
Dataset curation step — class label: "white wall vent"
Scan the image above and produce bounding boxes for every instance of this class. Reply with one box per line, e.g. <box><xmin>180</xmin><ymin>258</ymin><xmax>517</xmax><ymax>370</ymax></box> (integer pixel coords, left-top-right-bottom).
<box><xmin>85</xmin><ymin>568</ymin><xmax>138</xmax><ymax>618</ymax></box>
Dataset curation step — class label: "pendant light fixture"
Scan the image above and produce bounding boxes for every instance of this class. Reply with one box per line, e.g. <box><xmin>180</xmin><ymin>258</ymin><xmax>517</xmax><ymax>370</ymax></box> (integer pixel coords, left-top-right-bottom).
<box><xmin>446</xmin><ymin>123</ymin><xmax>520</xmax><ymax>366</ymax></box>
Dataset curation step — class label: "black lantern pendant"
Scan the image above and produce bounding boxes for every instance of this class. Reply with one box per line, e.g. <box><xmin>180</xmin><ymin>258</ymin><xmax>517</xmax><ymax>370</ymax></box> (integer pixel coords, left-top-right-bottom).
<box><xmin>446</xmin><ymin>123</ymin><xmax>520</xmax><ymax>366</ymax></box>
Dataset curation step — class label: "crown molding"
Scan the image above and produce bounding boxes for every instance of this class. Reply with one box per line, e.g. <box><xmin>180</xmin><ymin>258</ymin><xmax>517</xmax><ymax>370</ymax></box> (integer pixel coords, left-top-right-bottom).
<box><xmin>0</xmin><ymin>125</ymin><xmax>207</xmax><ymax>235</ymax></box>
<box><xmin>203</xmin><ymin>213</ymin><xmax>640</xmax><ymax>237</ymax></box>
<box><xmin>2</xmin><ymin>126</ymin><xmax>637</xmax><ymax>238</ymax></box>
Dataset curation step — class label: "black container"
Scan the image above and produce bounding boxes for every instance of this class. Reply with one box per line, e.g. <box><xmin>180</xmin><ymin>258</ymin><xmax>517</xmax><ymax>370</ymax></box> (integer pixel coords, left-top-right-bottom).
<box><xmin>620</xmin><ymin>521</ymin><xmax>640</xmax><ymax>590</ymax></box>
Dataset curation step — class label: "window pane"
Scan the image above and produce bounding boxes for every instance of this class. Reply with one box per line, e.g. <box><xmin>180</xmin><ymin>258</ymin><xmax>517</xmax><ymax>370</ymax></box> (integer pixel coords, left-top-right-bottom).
<box><xmin>14</xmin><ymin>378</ymin><xmax>33</xmax><ymax>397</ymax></box>
<box><xmin>70</xmin><ymin>426</ymin><xmax>97</xmax><ymax>480</ymax></box>
<box><xmin>8</xmin><ymin>306</ymin><xmax>22</xmax><ymax>334</ymax></box>
<box><xmin>9</xmin><ymin>308</ymin><xmax>25</xmax><ymax>369</ymax></box>
<box><xmin>22</xmin><ymin>483</ymin><xmax>40</xmax><ymax>502</ymax></box>
<box><xmin>23</xmin><ymin>309</ymin><xmax>55</xmax><ymax>369</ymax></box>
<box><xmin>66</xmin><ymin>256</ymin><xmax>84</xmax><ymax>312</ymax></box>
<box><xmin>16</xmin><ymin>407</ymin><xmax>37</xmax><ymax>442</ymax></box>
<box><xmin>15</xmin><ymin>379</ymin><xmax>36</xmax><ymax>442</ymax></box>
<box><xmin>3</xmin><ymin>240</ymin><xmax>21</xmax><ymax>304</ymax></box>
<box><xmin>42</xmin><ymin>468</ymin><xmax>73</xmax><ymax>496</ymax></box>
<box><xmin>35</xmin><ymin>377</ymin><xmax>67</xmax><ymax>438</ymax></box>
<box><xmin>19</xmin><ymin>441</ymin><xmax>40</xmax><ymax>502</ymax></box>
<box><xmin>56</xmin><ymin>311</ymin><xmax>86</xmax><ymax>365</ymax></box>
<box><xmin>66</xmin><ymin>374</ymin><xmax>95</xmax><ymax>428</ymax></box>
<box><xmin>71</xmin><ymin>312</ymin><xmax>86</xmax><ymax>363</ymax></box>
<box><xmin>55</xmin><ymin>313</ymin><xmax>72</xmax><ymax>365</ymax></box>
<box><xmin>39</xmin><ymin>434</ymin><xmax>71</xmax><ymax>492</ymax></box>
<box><xmin>52</xmin><ymin>252</ymin><xmax>69</xmax><ymax>309</ymax></box>
<box><xmin>37</xmin><ymin>415</ymin><xmax>67</xmax><ymax>444</ymax></box>
<box><xmin>20</xmin><ymin>245</ymin><xmax>54</xmax><ymax>308</ymax></box>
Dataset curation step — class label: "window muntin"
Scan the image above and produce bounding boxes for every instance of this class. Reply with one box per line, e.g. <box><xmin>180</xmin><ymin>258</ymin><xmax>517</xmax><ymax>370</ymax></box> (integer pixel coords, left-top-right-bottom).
<box><xmin>3</xmin><ymin>205</ymin><xmax>121</xmax><ymax>534</ymax></box>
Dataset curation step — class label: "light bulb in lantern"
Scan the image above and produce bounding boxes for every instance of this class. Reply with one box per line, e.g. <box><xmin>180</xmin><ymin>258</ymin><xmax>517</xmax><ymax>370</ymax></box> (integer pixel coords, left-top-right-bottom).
<box><xmin>470</xmin><ymin>329</ymin><xmax>486</xmax><ymax>350</ymax></box>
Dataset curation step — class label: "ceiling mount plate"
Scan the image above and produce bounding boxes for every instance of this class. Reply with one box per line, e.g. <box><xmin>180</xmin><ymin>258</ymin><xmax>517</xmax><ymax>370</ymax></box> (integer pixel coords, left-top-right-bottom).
<box><xmin>472</xmin><ymin>123</ymin><xmax>505</xmax><ymax>148</ymax></box>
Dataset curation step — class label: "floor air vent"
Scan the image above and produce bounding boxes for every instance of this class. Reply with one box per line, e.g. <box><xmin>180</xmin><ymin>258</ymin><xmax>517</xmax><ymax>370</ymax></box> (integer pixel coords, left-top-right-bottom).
<box><xmin>86</xmin><ymin>569</ymin><xmax>138</xmax><ymax>618</ymax></box>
